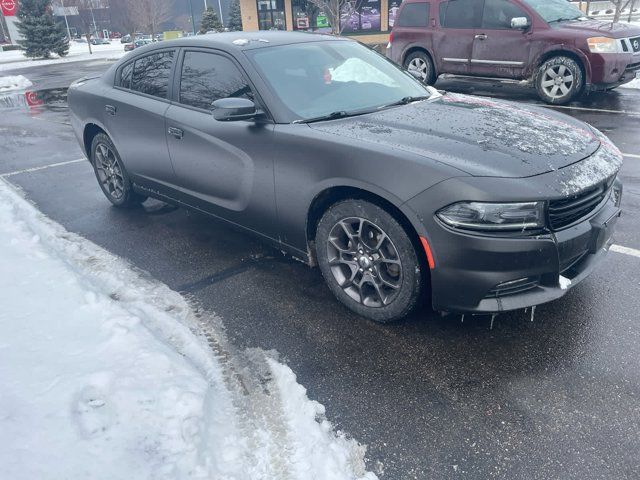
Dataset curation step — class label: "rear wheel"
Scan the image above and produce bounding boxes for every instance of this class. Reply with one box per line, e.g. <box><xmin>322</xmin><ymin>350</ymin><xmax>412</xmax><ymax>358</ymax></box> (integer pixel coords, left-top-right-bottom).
<box><xmin>535</xmin><ymin>56</ymin><xmax>583</xmax><ymax>105</ymax></box>
<box><xmin>316</xmin><ymin>199</ymin><xmax>424</xmax><ymax>323</ymax></box>
<box><xmin>90</xmin><ymin>133</ymin><xmax>146</xmax><ymax>207</ymax></box>
<box><xmin>404</xmin><ymin>51</ymin><xmax>436</xmax><ymax>86</ymax></box>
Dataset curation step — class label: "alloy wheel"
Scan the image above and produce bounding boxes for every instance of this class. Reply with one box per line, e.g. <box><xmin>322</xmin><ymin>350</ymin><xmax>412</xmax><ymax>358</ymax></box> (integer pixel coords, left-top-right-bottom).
<box><xmin>407</xmin><ymin>57</ymin><xmax>428</xmax><ymax>82</ymax></box>
<box><xmin>540</xmin><ymin>64</ymin><xmax>574</xmax><ymax>99</ymax></box>
<box><xmin>326</xmin><ymin>217</ymin><xmax>403</xmax><ymax>308</ymax></box>
<box><xmin>94</xmin><ymin>143</ymin><xmax>125</xmax><ymax>200</ymax></box>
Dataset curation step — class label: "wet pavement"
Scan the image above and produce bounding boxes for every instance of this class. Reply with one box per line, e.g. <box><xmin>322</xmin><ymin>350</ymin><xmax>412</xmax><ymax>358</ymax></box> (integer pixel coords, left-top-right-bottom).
<box><xmin>1</xmin><ymin>61</ymin><xmax>640</xmax><ymax>479</ymax></box>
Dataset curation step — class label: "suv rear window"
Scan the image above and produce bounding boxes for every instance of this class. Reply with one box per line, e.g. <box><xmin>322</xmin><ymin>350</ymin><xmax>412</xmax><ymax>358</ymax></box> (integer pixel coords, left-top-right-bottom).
<box><xmin>439</xmin><ymin>0</ymin><xmax>483</xmax><ymax>28</ymax></box>
<box><xmin>130</xmin><ymin>51</ymin><xmax>175</xmax><ymax>99</ymax></box>
<box><xmin>396</xmin><ymin>2</ymin><xmax>430</xmax><ymax>28</ymax></box>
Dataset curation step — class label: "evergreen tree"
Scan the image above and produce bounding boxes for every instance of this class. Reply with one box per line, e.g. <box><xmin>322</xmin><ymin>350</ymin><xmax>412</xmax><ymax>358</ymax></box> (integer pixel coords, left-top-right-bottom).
<box><xmin>16</xmin><ymin>0</ymin><xmax>69</xmax><ymax>59</ymax></box>
<box><xmin>226</xmin><ymin>0</ymin><xmax>243</xmax><ymax>31</ymax></box>
<box><xmin>199</xmin><ymin>7</ymin><xmax>223</xmax><ymax>34</ymax></box>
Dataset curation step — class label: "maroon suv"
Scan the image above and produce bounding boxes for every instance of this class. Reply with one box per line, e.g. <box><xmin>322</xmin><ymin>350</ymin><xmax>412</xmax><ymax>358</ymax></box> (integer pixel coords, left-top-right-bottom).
<box><xmin>388</xmin><ymin>0</ymin><xmax>640</xmax><ymax>104</ymax></box>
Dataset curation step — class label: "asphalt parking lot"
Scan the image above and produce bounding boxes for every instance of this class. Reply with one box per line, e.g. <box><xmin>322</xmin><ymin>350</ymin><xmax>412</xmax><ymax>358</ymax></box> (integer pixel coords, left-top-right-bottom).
<box><xmin>2</xmin><ymin>59</ymin><xmax>640</xmax><ymax>479</ymax></box>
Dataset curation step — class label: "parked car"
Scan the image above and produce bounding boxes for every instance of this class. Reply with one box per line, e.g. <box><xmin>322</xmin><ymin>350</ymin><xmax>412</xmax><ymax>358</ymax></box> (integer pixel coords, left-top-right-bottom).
<box><xmin>68</xmin><ymin>32</ymin><xmax>623</xmax><ymax>322</ymax></box>
<box><xmin>121</xmin><ymin>34</ymin><xmax>132</xmax><ymax>44</ymax></box>
<box><xmin>388</xmin><ymin>0</ymin><xmax>640</xmax><ymax>104</ymax></box>
<box><xmin>91</xmin><ymin>37</ymin><xmax>110</xmax><ymax>45</ymax></box>
<box><xmin>124</xmin><ymin>39</ymin><xmax>151</xmax><ymax>51</ymax></box>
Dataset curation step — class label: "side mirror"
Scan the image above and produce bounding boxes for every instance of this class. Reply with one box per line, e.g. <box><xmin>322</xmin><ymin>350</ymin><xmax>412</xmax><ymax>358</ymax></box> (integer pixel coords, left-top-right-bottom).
<box><xmin>212</xmin><ymin>98</ymin><xmax>257</xmax><ymax>121</ymax></box>
<box><xmin>511</xmin><ymin>17</ymin><xmax>530</xmax><ymax>29</ymax></box>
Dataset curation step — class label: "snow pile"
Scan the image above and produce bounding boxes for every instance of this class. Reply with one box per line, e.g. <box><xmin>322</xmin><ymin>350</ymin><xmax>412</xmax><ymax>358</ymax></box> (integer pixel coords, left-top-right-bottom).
<box><xmin>0</xmin><ymin>179</ymin><xmax>376</xmax><ymax>480</ymax></box>
<box><xmin>620</xmin><ymin>78</ymin><xmax>640</xmax><ymax>90</ymax></box>
<box><xmin>0</xmin><ymin>75</ymin><xmax>32</xmax><ymax>92</ymax></box>
<box><xmin>0</xmin><ymin>41</ymin><xmax>126</xmax><ymax>72</ymax></box>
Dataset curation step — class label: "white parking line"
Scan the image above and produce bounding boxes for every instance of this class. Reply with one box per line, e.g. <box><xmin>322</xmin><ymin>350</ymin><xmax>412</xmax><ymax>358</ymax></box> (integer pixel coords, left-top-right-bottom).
<box><xmin>623</xmin><ymin>153</ymin><xmax>640</xmax><ymax>159</ymax></box>
<box><xmin>0</xmin><ymin>158</ymin><xmax>85</xmax><ymax>178</ymax></box>
<box><xmin>611</xmin><ymin>244</ymin><xmax>640</xmax><ymax>259</ymax></box>
<box><xmin>541</xmin><ymin>104</ymin><xmax>640</xmax><ymax>116</ymax></box>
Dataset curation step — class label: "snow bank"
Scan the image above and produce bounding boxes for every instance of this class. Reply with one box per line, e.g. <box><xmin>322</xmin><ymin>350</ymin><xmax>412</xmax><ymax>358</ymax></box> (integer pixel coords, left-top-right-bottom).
<box><xmin>0</xmin><ymin>179</ymin><xmax>376</xmax><ymax>480</ymax></box>
<box><xmin>0</xmin><ymin>41</ymin><xmax>126</xmax><ymax>72</ymax></box>
<box><xmin>0</xmin><ymin>75</ymin><xmax>32</xmax><ymax>92</ymax></box>
<box><xmin>620</xmin><ymin>78</ymin><xmax>640</xmax><ymax>90</ymax></box>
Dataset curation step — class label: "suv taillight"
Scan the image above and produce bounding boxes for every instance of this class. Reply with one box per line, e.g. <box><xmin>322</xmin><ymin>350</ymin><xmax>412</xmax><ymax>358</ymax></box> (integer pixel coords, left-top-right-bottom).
<box><xmin>389</xmin><ymin>31</ymin><xmax>394</xmax><ymax>45</ymax></box>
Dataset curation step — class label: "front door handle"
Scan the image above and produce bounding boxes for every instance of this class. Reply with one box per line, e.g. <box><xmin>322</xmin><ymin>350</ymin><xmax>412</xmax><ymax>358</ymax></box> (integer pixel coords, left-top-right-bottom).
<box><xmin>475</xmin><ymin>34</ymin><xmax>488</xmax><ymax>40</ymax></box>
<box><xmin>105</xmin><ymin>104</ymin><xmax>116</xmax><ymax>115</ymax></box>
<box><xmin>168</xmin><ymin>127</ymin><xmax>183</xmax><ymax>139</ymax></box>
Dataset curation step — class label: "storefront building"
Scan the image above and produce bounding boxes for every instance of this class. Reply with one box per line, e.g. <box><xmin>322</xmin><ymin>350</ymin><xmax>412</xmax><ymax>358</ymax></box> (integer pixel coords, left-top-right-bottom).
<box><xmin>239</xmin><ymin>0</ymin><xmax>404</xmax><ymax>44</ymax></box>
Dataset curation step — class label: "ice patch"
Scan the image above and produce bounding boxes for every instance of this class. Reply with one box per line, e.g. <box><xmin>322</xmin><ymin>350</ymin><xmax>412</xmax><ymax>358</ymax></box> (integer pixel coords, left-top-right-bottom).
<box><xmin>559</xmin><ymin>275</ymin><xmax>572</xmax><ymax>290</ymax></box>
<box><xmin>620</xmin><ymin>78</ymin><xmax>640</xmax><ymax>90</ymax></box>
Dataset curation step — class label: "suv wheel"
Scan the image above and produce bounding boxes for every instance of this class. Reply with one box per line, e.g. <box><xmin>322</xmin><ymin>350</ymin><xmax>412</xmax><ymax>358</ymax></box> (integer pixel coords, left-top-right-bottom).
<box><xmin>316</xmin><ymin>200</ymin><xmax>424</xmax><ymax>323</ymax></box>
<box><xmin>404</xmin><ymin>51</ymin><xmax>436</xmax><ymax>85</ymax></box>
<box><xmin>91</xmin><ymin>133</ymin><xmax>147</xmax><ymax>207</ymax></box>
<box><xmin>535</xmin><ymin>56</ymin><xmax>583</xmax><ymax>105</ymax></box>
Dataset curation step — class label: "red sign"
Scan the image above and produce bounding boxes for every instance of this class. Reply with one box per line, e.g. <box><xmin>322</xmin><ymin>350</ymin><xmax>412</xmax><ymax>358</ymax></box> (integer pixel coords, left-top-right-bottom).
<box><xmin>1</xmin><ymin>0</ymin><xmax>18</xmax><ymax>16</ymax></box>
<box><xmin>25</xmin><ymin>91</ymin><xmax>43</xmax><ymax>107</ymax></box>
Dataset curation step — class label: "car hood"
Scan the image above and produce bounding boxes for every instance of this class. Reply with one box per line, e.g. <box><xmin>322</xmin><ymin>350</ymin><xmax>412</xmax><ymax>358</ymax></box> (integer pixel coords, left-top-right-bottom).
<box><xmin>555</xmin><ymin>19</ymin><xmax>640</xmax><ymax>38</ymax></box>
<box><xmin>309</xmin><ymin>92</ymin><xmax>601</xmax><ymax>178</ymax></box>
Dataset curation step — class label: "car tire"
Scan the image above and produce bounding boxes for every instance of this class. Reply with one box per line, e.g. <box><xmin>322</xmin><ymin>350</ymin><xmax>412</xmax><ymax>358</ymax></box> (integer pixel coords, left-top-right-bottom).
<box><xmin>316</xmin><ymin>199</ymin><xmax>424</xmax><ymax>323</ymax></box>
<box><xmin>535</xmin><ymin>56</ymin><xmax>583</xmax><ymax>105</ymax></box>
<box><xmin>404</xmin><ymin>51</ymin><xmax>436</xmax><ymax>86</ymax></box>
<box><xmin>90</xmin><ymin>133</ymin><xmax>147</xmax><ymax>207</ymax></box>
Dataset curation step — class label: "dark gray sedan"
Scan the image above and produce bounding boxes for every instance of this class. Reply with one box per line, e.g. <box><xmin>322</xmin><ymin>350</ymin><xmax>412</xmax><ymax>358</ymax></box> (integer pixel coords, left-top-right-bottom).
<box><xmin>68</xmin><ymin>31</ymin><xmax>623</xmax><ymax>322</ymax></box>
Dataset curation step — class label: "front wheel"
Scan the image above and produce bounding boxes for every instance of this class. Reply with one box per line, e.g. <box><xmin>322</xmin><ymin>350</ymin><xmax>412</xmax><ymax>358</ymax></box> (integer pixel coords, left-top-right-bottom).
<box><xmin>535</xmin><ymin>56</ymin><xmax>583</xmax><ymax>105</ymax></box>
<box><xmin>316</xmin><ymin>200</ymin><xmax>424</xmax><ymax>323</ymax></box>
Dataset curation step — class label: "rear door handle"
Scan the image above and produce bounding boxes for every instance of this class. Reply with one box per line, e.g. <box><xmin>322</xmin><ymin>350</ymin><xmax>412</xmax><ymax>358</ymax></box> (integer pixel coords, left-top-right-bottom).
<box><xmin>475</xmin><ymin>34</ymin><xmax>488</xmax><ymax>40</ymax></box>
<box><xmin>168</xmin><ymin>126</ymin><xmax>183</xmax><ymax>139</ymax></box>
<box><xmin>105</xmin><ymin>104</ymin><xmax>116</xmax><ymax>115</ymax></box>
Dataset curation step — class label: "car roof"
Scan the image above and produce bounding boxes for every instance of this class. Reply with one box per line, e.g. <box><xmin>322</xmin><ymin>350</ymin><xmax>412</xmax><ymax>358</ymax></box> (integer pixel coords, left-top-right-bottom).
<box><xmin>134</xmin><ymin>31</ymin><xmax>349</xmax><ymax>54</ymax></box>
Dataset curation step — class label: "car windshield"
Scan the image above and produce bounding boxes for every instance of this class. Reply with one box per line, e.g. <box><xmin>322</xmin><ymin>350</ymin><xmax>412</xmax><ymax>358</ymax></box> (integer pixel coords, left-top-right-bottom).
<box><xmin>246</xmin><ymin>41</ymin><xmax>432</xmax><ymax>121</ymax></box>
<box><xmin>522</xmin><ymin>0</ymin><xmax>586</xmax><ymax>23</ymax></box>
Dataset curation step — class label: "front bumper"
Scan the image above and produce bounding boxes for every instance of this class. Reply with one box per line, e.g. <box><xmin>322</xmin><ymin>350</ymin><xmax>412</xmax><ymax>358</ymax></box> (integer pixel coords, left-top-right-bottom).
<box><xmin>406</xmin><ymin>177</ymin><xmax>622</xmax><ymax>314</ymax></box>
<box><xmin>587</xmin><ymin>51</ymin><xmax>640</xmax><ymax>89</ymax></box>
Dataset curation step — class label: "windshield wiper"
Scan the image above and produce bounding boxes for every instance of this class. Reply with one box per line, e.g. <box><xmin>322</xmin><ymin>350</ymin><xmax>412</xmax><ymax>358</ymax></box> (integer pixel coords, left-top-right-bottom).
<box><xmin>378</xmin><ymin>95</ymin><xmax>432</xmax><ymax>109</ymax></box>
<box><xmin>293</xmin><ymin>110</ymin><xmax>370</xmax><ymax>124</ymax></box>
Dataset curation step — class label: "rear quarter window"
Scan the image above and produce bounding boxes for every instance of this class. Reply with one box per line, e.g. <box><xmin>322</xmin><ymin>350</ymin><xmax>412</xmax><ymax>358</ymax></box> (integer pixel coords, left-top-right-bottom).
<box><xmin>130</xmin><ymin>50</ymin><xmax>175</xmax><ymax>99</ymax></box>
<box><xmin>118</xmin><ymin>62</ymin><xmax>133</xmax><ymax>89</ymax></box>
<box><xmin>396</xmin><ymin>2</ymin><xmax>430</xmax><ymax>28</ymax></box>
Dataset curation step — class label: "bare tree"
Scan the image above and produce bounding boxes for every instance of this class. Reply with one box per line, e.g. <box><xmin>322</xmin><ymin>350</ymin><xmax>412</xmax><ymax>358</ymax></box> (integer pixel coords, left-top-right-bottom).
<box><xmin>128</xmin><ymin>0</ymin><xmax>173</xmax><ymax>38</ymax></box>
<box><xmin>109</xmin><ymin>0</ymin><xmax>139</xmax><ymax>38</ymax></box>
<box><xmin>306</xmin><ymin>0</ymin><xmax>362</xmax><ymax>35</ymax></box>
<box><xmin>611</xmin><ymin>0</ymin><xmax>635</xmax><ymax>22</ymax></box>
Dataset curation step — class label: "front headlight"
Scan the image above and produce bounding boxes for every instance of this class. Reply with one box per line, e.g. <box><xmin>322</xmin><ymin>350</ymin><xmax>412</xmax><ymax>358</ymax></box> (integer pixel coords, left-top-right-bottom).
<box><xmin>587</xmin><ymin>37</ymin><xmax>619</xmax><ymax>53</ymax></box>
<box><xmin>437</xmin><ymin>201</ymin><xmax>545</xmax><ymax>232</ymax></box>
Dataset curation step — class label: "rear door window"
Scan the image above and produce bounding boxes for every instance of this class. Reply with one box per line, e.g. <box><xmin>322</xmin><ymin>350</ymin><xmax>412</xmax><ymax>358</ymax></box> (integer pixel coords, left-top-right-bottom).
<box><xmin>440</xmin><ymin>0</ymin><xmax>483</xmax><ymax>28</ymax></box>
<box><xmin>482</xmin><ymin>0</ymin><xmax>529</xmax><ymax>29</ymax></box>
<box><xmin>396</xmin><ymin>2</ymin><xmax>430</xmax><ymax>27</ymax></box>
<box><xmin>178</xmin><ymin>51</ymin><xmax>252</xmax><ymax>110</ymax></box>
<box><xmin>130</xmin><ymin>50</ymin><xmax>175</xmax><ymax>99</ymax></box>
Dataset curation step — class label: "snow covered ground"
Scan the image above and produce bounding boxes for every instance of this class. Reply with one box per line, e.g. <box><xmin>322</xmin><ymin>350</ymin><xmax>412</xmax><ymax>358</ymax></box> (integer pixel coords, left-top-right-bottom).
<box><xmin>0</xmin><ymin>179</ymin><xmax>376</xmax><ymax>480</ymax></box>
<box><xmin>621</xmin><ymin>78</ymin><xmax>640</xmax><ymax>89</ymax></box>
<box><xmin>0</xmin><ymin>41</ymin><xmax>126</xmax><ymax>72</ymax></box>
<box><xmin>0</xmin><ymin>75</ymin><xmax>32</xmax><ymax>92</ymax></box>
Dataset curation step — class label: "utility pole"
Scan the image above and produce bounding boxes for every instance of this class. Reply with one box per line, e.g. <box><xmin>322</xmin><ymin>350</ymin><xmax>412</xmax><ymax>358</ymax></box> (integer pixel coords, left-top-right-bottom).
<box><xmin>188</xmin><ymin>0</ymin><xmax>196</xmax><ymax>34</ymax></box>
<box><xmin>59</xmin><ymin>0</ymin><xmax>72</xmax><ymax>41</ymax></box>
<box><xmin>217</xmin><ymin>0</ymin><xmax>224</xmax><ymax>24</ymax></box>
<box><xmin>89</xmin><ymin>0</ymin><xmax>98</xmax><ymax>37</ymax></box>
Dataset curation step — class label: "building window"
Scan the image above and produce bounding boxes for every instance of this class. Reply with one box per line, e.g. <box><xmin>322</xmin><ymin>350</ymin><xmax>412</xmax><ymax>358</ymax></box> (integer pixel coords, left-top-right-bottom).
<box><xmin>388</xmin><ymin>0</ymin><xmax>404</xmax><ymax>29</ymax></box>
<box><xmin>340</xmin><ymin>0</ymin><xmax>381</xmax><ymax>34</ymax></box>
<box><xmin>257</xmin><ymin>0</ymin><xmax>286</xmax><ymax>30</ymax></box>
<box><xmin>290</xmin><ymin>0</ymin><xmax>332</xmax><ymax>32</ymax></box>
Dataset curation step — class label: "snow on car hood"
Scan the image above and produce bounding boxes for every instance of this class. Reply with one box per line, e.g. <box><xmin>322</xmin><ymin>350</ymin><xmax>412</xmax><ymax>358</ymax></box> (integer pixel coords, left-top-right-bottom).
<box><xmin>310</xmin><ymin>92</ymin><xmax>603</xmax><ymax>178</ymax></box>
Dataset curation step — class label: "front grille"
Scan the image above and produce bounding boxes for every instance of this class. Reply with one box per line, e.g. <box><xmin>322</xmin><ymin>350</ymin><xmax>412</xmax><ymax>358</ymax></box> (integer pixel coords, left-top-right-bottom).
<box><xmin>548</xmin><ymin>181</ymin><xmax>610</xmax><ymax>230</ymax></box>
<box><xmin>626</xmin><ymin>61</ymin><xmax>640</xmax><ymax>73</ymax></box>
<box><xmin>486</xmin><ymin>277</ymin><xmax>540</xmax><ymax>298</ymax></box>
